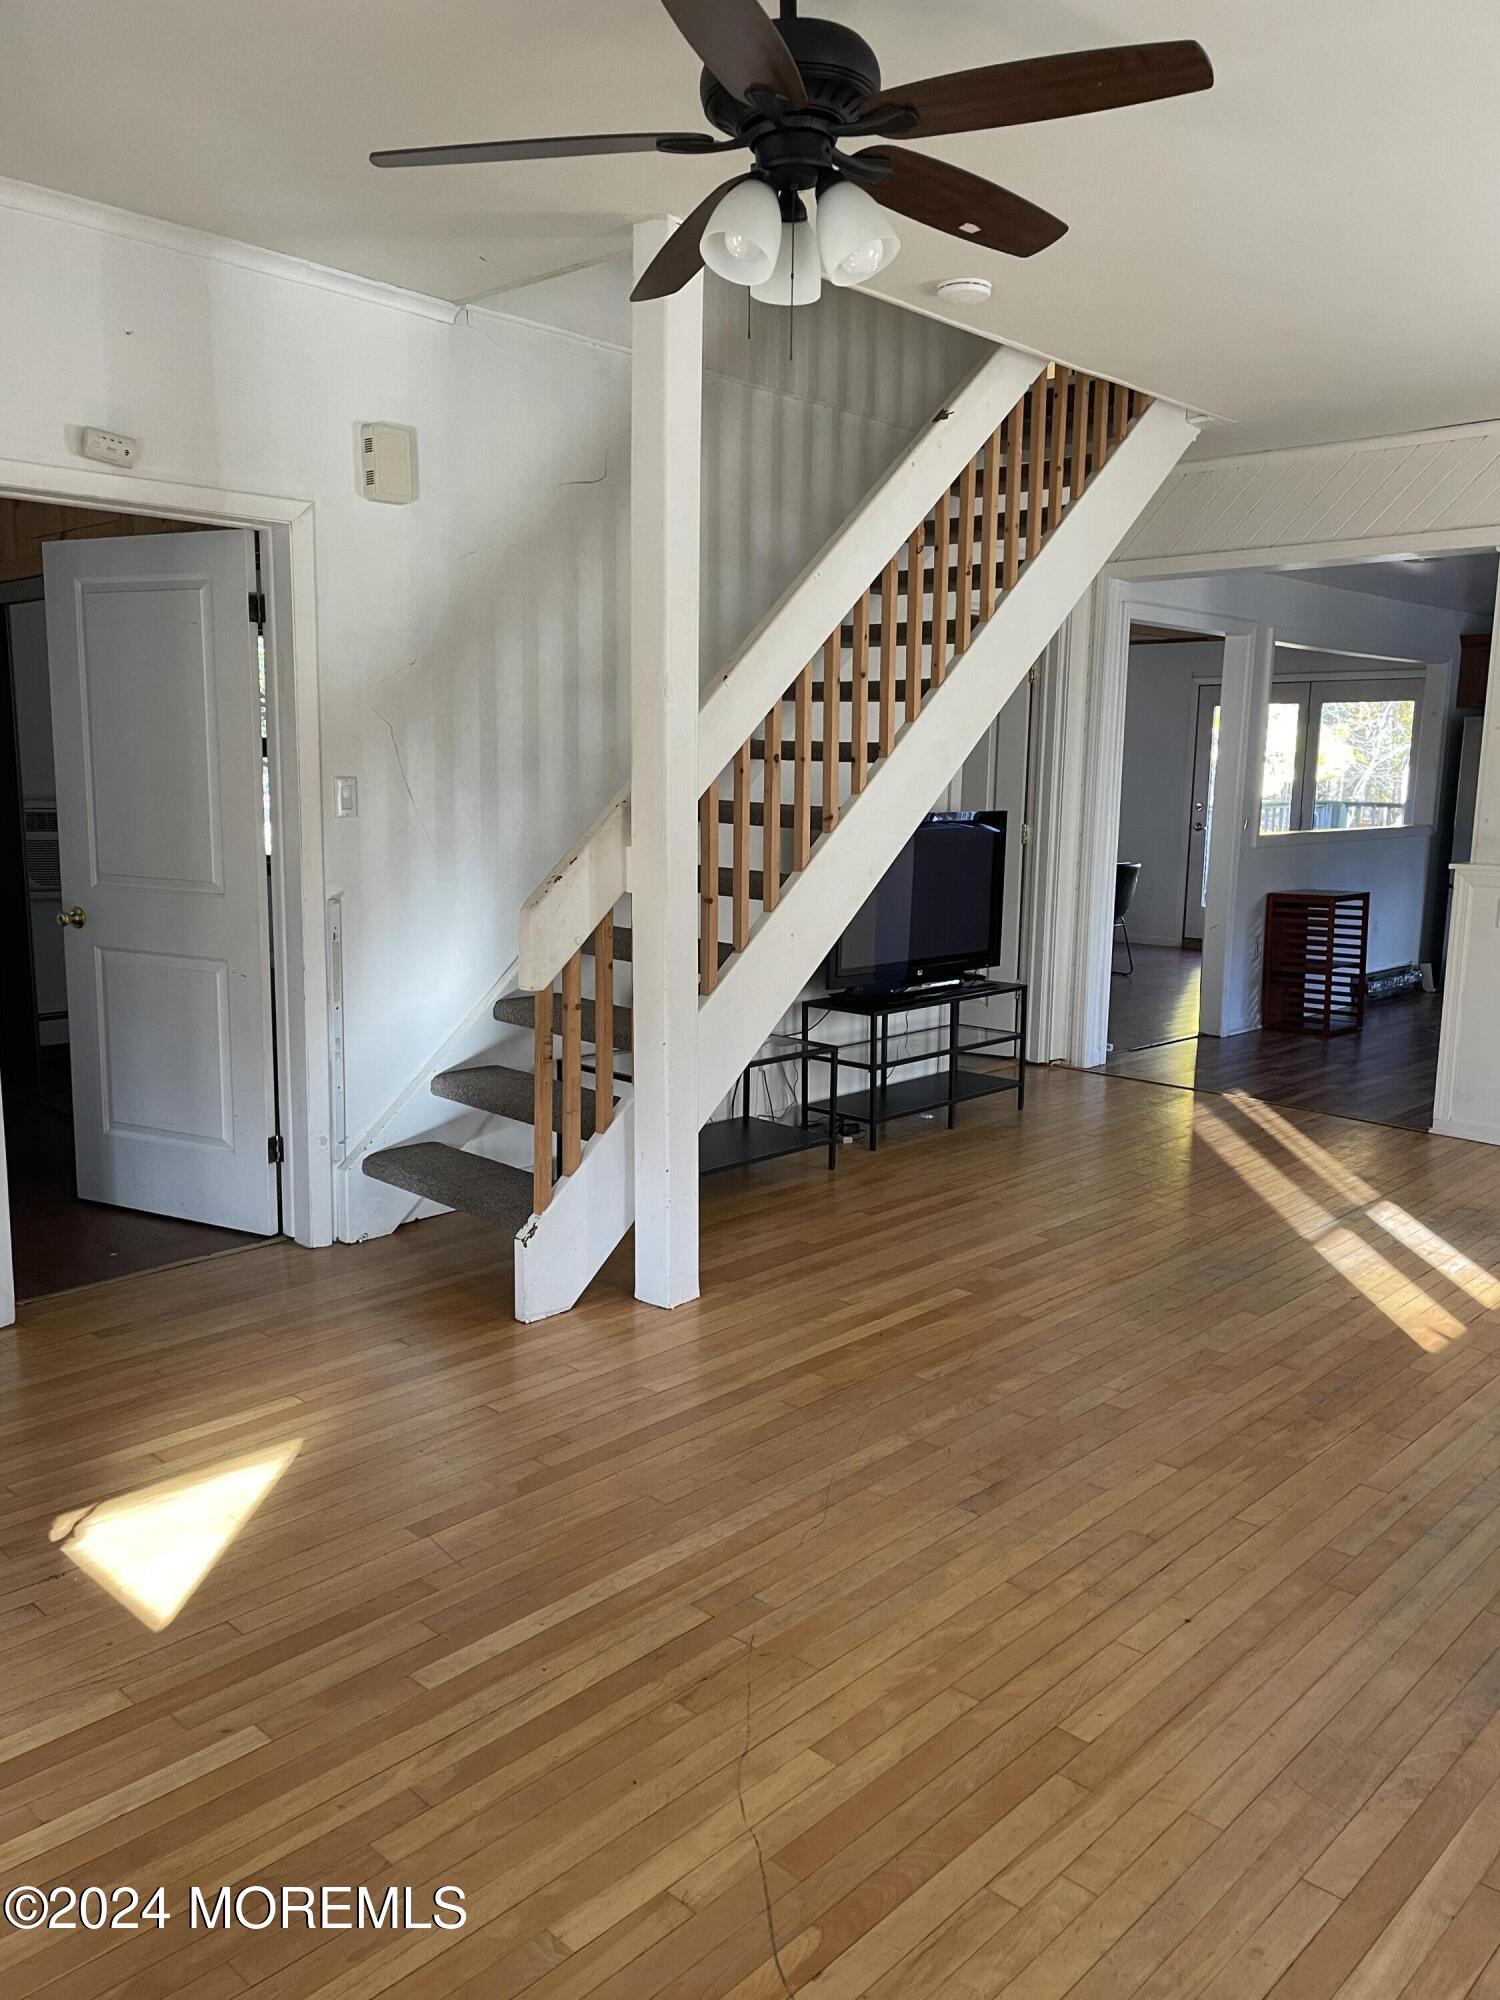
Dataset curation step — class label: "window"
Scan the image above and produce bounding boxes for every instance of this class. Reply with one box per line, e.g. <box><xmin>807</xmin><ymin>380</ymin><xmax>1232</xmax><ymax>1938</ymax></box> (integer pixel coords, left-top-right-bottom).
<box><xmin>1260</xmin><ymin>675</ymin><xmax>1423</xmax><ymax>835</ymax></box>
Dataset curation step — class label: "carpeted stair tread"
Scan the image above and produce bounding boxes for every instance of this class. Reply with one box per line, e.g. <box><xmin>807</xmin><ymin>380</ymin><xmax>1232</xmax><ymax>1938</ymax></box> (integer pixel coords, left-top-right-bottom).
<box><xmin>493</xmin><ymin>990</ymin><xmax>634</xmax><ymax>1052</ymax></box>
<box><xmin>431</xmin><ymin>1062</ymin><xmax>603</xmax><ymax>1134</ymax></box>
<box><xmin>361</xmin><ymin>1142</ymin><xmax>533</xmax><ymax>1227</ymax></box>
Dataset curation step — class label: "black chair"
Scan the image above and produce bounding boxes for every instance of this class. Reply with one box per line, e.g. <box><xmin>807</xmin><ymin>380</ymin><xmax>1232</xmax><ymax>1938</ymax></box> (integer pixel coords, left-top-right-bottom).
<box><xmin>1113</xmin><ymin>862</ymin><xmax>1142</xmax><ymax>975</ymax></box>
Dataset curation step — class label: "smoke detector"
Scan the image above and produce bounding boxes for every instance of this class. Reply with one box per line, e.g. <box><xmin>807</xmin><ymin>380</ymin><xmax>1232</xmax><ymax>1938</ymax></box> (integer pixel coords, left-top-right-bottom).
<box><xmin>936</xmin><ymin>278</ymin><xmax>993</xmax><ymax>307</ymax></box>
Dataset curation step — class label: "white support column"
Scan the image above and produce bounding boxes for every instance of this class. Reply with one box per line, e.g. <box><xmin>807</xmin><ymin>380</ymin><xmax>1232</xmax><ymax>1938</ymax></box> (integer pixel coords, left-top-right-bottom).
<box><xmin>1433</xmin><ymin>597</ymin><xmax>1500</xmax><ymax>1147</ymax></box>
<box><xmin>630</xmin><ymin>218</ymin><xmax>703</xmax><ymax>1307</ymax></box>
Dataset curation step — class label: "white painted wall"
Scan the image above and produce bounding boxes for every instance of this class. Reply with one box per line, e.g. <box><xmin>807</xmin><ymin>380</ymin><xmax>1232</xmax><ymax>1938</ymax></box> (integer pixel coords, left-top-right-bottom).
<box><xmin>1115</xmin><ymin>636</ymin><xmax>1442</xmax><ymax>968</ymax></box>
<box><xmin>0</xmin><ymin>195</ymin><xmax>978</xmax><ymax>1188</ymax></box>
<box><xmin>1116</xmin><ymin>640</ymin><xmax>1222</xmax><ymax>946</ymax></box>
<box><xmin>497</xmin><ymin>255</ymin><xmax>985</xmax><ymax>682</ymax></box>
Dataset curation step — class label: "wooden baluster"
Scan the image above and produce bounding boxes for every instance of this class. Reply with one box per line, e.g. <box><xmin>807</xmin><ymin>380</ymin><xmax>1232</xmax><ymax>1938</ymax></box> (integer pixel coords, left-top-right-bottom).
<box><xmin>878</xmin><ymin>554</ymin><xmax>899</xmax><ymax>759</ymax></box>
<box><xmin>794</xmin><ymin>662</ymin><xmax>814</xmax><ymax>868</ymax></box>
<box><xmin>731</xmin><ymin>738</ymin><xmax>752</xmax><ymax>952</ymax></box>
<box><xmin>699</xmin><ymin>780</ymin><xmax>718</xmax><ymax>993</ymax></box>
<box><xmin>820</xmin><ymin>635</ymin><xmax>840</xmax><ymax>835</ymax></box>
<box><xmin>851</xmin><ymin>593</ymin><xmax>870</xmax><ymax>793</ymax></box>
<box><xmin>1071</xmin><ymin>374</ymin><xmax>1092</xmax><ymax>502</ymax></box>
<box><xmin>980</xmin><ymin>427</ymin><xmax>1002</xmax><ymax>621</ymax></box>
<box><xmin>1091</xmin><ymin>375</ymin><xmax>1109</xmax><ymax>484</ymax></box>
<box><xmin>955</xmin><ymin>456</ymin><xmax>977</xmax><ymax>657</ymax></box>
<box><xmin>763</xmin><ymin>698</ymin><xmax>782</xmax><ymax>913</ymax></box>
<box><xmin>1109</xmin><ymin>380</ymin><xmax>1127</xmax><ymax>450</ymax></box>
<box><xmin>560</xmin><ymin>952</ymin><xmax>583</xmax><ymax>1176</ymax></box>
<box><xmin>905</xmin><ymin>525</ymin><xmax>925</xmax><ymax>724</ymax></box>
<box><xmin>930</xmin><ymin>490</ymin><xmax>951</xmax><ymax>690</ymax></box>
<box><xmin>1026</xmin><ymin>377</ymin><xmax>1045</xmax><ymax>564</ymax></box>
<box><xmin>1003</xmin><ymin>402</ymin><xmax>1022</xmax><ymax>593</ymax></box>
<box><xmin>1047</xmin><ymin>365</ymin><xmax>1069</xmax><ymax>536</ymax></box>
<box><xmin>593</xmin><ymin>916</ymin><xmax>613</xmax><ymax>1134</ymax></box>
<box><xmin>533</xmin><ymin>986</ymin><xmax>553</xmax><ymax>1213</ymax></box>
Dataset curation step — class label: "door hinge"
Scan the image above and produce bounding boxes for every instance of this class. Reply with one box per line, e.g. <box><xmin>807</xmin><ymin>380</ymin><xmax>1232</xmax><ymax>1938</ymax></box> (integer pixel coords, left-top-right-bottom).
<box><xmin>1021</xmin><ymin>821</ymin><xmax>1033</xmax><ymax>846</ymax></box>
<box><xmin>248</xmin><ymin>589</ymin><xmax>267</xmax><ymax>628</ymax></box>
<box><xmin>267</xmin><ymin>1134</ymin><xmax>284</xmax><ymax>1164</ymax></box>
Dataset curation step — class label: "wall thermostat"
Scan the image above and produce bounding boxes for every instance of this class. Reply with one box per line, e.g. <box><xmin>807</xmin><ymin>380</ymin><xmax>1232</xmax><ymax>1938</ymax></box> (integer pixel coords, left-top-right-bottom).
<box><xmin>358</xmin><ymin>423</ymin><xmax>418</xmax><ymax>504</ymax></box>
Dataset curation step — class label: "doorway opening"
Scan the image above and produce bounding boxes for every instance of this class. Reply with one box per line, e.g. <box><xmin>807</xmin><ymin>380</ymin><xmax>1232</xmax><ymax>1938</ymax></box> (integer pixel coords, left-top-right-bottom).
<box><xmin>1</xmin><ymin>499</ymin><xmax>280</xmax><ymax>1301</ymax></box>
<box><xmin>1104</xmin><ymin>619</ymin><xmax>1224</xmax><ymax>1063</ymax></box>
<box><xmin>1087</xmin><ymin>554</ymin><xmax>1494</xmax><ymax>1135</ymax></box>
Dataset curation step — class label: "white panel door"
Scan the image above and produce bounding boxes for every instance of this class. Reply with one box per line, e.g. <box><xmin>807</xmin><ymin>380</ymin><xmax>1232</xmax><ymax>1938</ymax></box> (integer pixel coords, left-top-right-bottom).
<box><xmin>43</xmin><ymin>531</ymin><xmax>278</xmax><ymax>1234</ymax></box>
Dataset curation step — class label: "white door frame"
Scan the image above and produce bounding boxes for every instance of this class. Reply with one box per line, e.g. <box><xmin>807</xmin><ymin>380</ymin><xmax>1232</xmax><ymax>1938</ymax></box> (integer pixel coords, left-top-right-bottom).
<box><xmin>0</xmin><ymin>457</ymin><xmax>333</xmax><ymax>1320</ymax></box>
<box><xmin>1033</xmin><ymin>575</ymin><xmax>1260</xmax><ymax>1070</ymax></box>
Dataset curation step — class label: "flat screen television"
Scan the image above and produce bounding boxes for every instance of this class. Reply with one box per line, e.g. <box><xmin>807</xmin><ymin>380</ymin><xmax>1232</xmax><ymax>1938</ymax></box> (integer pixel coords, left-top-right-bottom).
<box><xmin>826</xmin><ymin>811</ymin><xmax>1006</xmax><ymax>993</ymax></box>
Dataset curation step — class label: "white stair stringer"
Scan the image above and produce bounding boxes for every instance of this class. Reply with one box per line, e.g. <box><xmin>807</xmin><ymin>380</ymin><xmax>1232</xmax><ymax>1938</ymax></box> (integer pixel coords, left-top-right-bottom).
<box><xmin>697</xmin><ymin>396</ymin><xmax>1200</xmax><ymax>1119</ymax></box>
<box><xmin>514</xmin><ymin>1089</ymin><xmax>634</xmax><ymax>1323</ymax></box>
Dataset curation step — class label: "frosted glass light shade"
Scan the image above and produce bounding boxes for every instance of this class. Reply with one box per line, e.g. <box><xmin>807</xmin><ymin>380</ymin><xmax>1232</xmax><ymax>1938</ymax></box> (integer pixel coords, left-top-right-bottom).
<box><xmin>700</xmin><ymin>179</ymin><xmax>781</xmax><ymax>287</ymax></box>
<box><xmin>817</xmin><ymin>179</ymin><xmax>900</xmax><ymax>286</ymax></box>
<box><xmin>751</xmin><ymin>219</ymin><xmax>822</xmax><ymax>306</ymax></box>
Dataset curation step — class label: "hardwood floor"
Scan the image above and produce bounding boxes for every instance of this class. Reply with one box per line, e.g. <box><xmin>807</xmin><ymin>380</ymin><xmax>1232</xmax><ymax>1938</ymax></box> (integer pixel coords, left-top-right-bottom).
<box><xmin>1104</xmin><ymin>943</ymin><xmax>1203</xmax><ymax>1054</ymax></box>
<box><xmin>5</xmin><ymin>1069</ymin><xmax>1500</xmax><ymax>1996</ymax></box>
<box><xmin>1100</xmin><ymin>946</ymin><xmax>1441</xmax><ymax>1133</ymax></box>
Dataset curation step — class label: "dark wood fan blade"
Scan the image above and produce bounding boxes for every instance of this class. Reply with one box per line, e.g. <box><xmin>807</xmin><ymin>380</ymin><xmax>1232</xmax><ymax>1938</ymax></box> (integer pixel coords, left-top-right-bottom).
<box><xmin>864</xmin><ymin>41</ymin><xmax>1213</xmax><ymax>138</ymax></box>
<box><xmin>659</xmin><ymin>0</ymin><xmax>806</xmax><ymax>108</ymax></box>
<box><xmin>371</xmin><ymin>132</ymin><xmax>717</xmax><ymax>168</ymax></box>
<box><xmin>630</xmin><ymin>174</ymin><xmax>753</xmax><ymax>301</ymax></box>
<box><xmin>861</xmin><ymin>150</ymin><xmax>1066</xmax><ymax>258</ymax></box>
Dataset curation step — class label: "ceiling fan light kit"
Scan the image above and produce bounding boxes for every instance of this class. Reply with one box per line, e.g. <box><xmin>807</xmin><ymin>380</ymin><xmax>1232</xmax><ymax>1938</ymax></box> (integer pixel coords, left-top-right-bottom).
<box><xmin>700</xmin><ymin>175</ymin><xmax>782</xmax><ymax>284</ymax></box>
<box><xmin>371</xmin><ymin>0</ymin><xmax>1213</xmax><ymax>310</ymax></box>
<box><xmin>750</xmin><ymin>206</ymin><xmax>822</xmax><ymax>305</ymax></box>
<box><xmin>816</xmin><ymin>178</ymin><xmax>900</xmax><ymax>286</ymax></box>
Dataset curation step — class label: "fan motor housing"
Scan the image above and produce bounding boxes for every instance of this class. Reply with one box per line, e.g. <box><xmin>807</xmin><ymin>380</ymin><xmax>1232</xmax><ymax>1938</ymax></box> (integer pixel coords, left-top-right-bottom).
<box><xmin>699</xmin><ymin>15</ymin><xmax>882</xmax><ymax>143</ymax></box>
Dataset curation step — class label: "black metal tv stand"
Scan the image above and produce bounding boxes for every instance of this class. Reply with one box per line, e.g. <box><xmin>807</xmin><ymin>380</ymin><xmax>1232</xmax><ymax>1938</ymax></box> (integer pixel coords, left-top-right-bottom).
<box><xmin>802</xmin><ymin>977</ymin><xmax>1026</xmax><ymax>1152</ymax></box>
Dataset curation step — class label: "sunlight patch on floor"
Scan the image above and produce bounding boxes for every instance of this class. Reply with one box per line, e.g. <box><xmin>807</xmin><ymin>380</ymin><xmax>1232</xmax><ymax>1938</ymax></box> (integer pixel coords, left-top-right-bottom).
<box><xmin>1225</xmin><ymin>1091</ymin><xmax>1500</xmax><ymax>1310</ymax></box>
<box><xmin>1195</xmin><ymin>1104</ymin><xmax>1465</xmax><ymax>1351</ymax></box>
<box><xmin>51</xmin><ymin>1441</ymin><xmax>302</xmax><ymax>1630</ymax></box>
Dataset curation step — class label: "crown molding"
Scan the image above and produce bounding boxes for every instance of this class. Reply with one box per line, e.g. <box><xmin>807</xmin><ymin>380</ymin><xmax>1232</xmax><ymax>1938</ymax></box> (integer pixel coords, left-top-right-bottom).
<box><xmin>0</xmin><ymin>175</ymin><xmax>462</xmax><ymax>325</ymax></box>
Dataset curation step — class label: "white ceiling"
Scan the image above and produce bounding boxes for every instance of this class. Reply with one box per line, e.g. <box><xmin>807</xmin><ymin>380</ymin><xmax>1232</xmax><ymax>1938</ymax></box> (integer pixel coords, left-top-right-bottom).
<box><xmin>1287</xmin><ymin>553</ymin><xmax>1499</xmax><ymax>621</ymax></box>
<box><xmin>4</xmin><ymin>0</ymin><xmax>1499</xmax><ymax>455</ymax></box>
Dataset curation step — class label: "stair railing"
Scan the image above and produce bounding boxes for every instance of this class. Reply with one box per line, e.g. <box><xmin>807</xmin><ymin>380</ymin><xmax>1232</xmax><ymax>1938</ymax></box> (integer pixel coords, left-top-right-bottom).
<box><xmin>514</xmin><ymin>344</ymin><xmax>1152</xmax><ymax>1218</ymax></box>
<box><xmin>517</xmin><ymin>787</ymin><xmax>630</xmax><ymax>1213</ymax></box>
<box><xmin>698</xmin><ymin>365</ymin><xmax>1149</xmax><ymax>988</ymax></box>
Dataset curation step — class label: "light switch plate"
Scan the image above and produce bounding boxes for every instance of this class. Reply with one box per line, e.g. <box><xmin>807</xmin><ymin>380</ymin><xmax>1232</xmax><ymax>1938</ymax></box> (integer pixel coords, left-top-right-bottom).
<box><xmin>334</xmin><ymin>776</ymin><xmax>358</xmax><ymax>818</ymax></box>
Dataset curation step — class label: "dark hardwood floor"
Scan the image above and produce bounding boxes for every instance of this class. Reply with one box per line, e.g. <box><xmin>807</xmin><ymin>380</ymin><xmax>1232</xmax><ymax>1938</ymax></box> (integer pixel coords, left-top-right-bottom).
<box><xmin>2</xmin><ymin>1050</ymin><xmax>265</xmax><ymax>1300</ymax></box>
<box><xmin>1105</xmin><ymin>943</ymin><xmax>1203</xmax><ymax>1053</ymax></box>
<box><xmin>1098</xmin><ymin>945</ymin><xmax>1441</xmax><ymax>1134</ymax></box>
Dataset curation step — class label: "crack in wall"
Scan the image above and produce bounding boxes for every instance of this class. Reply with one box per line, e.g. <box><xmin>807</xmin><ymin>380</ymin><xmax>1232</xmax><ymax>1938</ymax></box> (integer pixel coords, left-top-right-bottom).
<box><xmin>372</xmin><ymin>705</ymin><xmax>438</xmax><ymax>852</ymax></box>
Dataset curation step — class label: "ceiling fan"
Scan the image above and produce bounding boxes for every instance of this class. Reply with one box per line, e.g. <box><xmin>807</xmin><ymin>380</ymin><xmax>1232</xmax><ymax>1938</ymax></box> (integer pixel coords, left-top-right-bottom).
<box><xmin>372</xmin><ymin>0</ymin><xmax>1213</xmax><ymax>308</ymax></box>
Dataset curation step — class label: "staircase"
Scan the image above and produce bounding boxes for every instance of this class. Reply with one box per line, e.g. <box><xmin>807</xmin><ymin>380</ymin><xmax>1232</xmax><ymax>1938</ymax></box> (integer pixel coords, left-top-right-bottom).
<box><xmin>355</xmin><ymin>339</ymin><xmax>1198</xmax><ymax>1318</ymax></box>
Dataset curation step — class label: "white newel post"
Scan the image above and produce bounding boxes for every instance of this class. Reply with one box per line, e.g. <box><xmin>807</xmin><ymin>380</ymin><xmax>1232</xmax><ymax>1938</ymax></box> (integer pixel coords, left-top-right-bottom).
<box><xmin>630</xmin><ymin>218</ymin><xmax>703</xmax><ymax>1306</ymax></box>
<box><xmin>1432</xmin><ymin>606</ymin><xmax>1500</xmax><ymax>1147</ymax></box>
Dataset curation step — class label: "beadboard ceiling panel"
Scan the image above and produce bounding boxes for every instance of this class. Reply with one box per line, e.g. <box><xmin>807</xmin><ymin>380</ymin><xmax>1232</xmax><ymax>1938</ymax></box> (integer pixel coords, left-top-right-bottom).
<box><xmin>1121</xmin><ymin>427</ymin><xmax>1500</xmax><ymax>567</ymax></box>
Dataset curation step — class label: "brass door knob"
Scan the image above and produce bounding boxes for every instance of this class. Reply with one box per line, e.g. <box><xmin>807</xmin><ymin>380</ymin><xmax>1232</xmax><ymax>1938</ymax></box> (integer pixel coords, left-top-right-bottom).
<box><xmin>56</xmin><ymin>906</ymin><xmax>87</xmax><ymax>929</ymax></box>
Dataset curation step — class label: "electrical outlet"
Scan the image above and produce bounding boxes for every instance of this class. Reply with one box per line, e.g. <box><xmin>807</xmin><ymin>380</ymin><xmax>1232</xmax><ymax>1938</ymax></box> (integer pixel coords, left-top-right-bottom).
<box><xmin>80</xmin><ymin>427</ymin><xmax>140</xmax><ymax>468</ymax></box>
